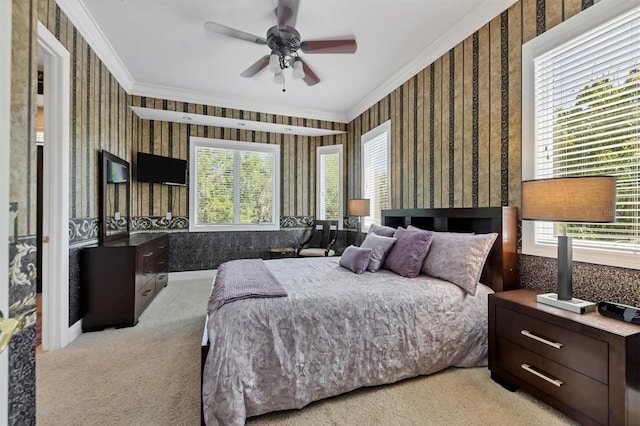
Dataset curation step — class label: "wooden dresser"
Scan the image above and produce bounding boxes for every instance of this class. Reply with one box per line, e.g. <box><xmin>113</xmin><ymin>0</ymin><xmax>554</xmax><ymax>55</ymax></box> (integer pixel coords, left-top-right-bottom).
<box><xmin>489</xmin><ymin>289</ymin><xmax>640</xmax><ymax>425</ymax></box>
<box><xmin>82</xmin><ymin>233</ymin><xmax>169</xmax><ymax>332</ymax></box>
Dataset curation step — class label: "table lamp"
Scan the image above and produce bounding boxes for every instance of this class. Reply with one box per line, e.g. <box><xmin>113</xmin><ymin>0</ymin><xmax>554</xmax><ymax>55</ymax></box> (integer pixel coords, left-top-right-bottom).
<box><xmin>349</xmin><ymin>198</ymin><xmax>370</xmax><ymax>245</ymax></box>
<box><xmin>521</xmin><ymin>176</ymin><xmax>616</xmax><ymax>314</ymax></box>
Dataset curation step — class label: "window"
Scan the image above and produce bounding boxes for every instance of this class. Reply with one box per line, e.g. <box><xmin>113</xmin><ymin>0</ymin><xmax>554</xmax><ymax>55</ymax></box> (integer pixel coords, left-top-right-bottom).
<box><xmin>189</xmin><ymin>137</ymin><xmax>280</xmax><ymax>231</ymax></box>
<box><xmin>522</xmin><ymin>1</ymin><xmax>640</xmax><ymax>269</ymax></box>
<box><xmin>361</xmin><ymin>120</ymin><xmax>391</xmax><ymax>229</ymax></box>
<box><xmin>316</xmin><ymin>145</ymin><xmax>343</xmax><ymax>225</ymax></box>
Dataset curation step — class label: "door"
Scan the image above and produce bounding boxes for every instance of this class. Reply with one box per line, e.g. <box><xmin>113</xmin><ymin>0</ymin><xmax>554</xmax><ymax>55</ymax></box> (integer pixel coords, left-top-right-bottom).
<box><xmin>1</xmin><ymin>0</ymin><xmax>13</xmax><ymax>422</ymax></box>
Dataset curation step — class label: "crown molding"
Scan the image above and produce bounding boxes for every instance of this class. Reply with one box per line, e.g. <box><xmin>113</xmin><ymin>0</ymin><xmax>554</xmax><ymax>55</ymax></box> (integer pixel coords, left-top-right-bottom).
<box><xmin>56</xmin><ymin>0</ymin><xmax>134</xmax><ymax>92</ymax></box>
<box><xmin>130</xmin><ymin>106</ymin><xmax>345</xmax><ymax>137</ymax></box>
<box><xmin>346</xmin><ymin>0</ymin><xmax>518</xmax><ymax>122</ymax></box>
<box><xmin>129</xmin><ymin>81</ymin><xmax>348</xmax><ymax>123</ymax></box>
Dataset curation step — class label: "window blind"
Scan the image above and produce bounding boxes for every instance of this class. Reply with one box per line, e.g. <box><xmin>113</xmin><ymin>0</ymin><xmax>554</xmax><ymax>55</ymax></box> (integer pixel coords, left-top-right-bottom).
<box><xmin>533</xmin><ymin>6</ymin><xmax>640</xmax><ymax>254</ymax></box>
<box><xmin>317</xmin><ymin>147</ymin><xmax>341</xmax><ymax>220</ymax></box>
<box><xmin>362</xmin><ymin>124</ymin><xmax>390</xmax><ymax>228</ymax></box>
<box><xmin>193</xmin><ymin>140</ymin><xmax>277</xmax><ymax>228</ymax></box>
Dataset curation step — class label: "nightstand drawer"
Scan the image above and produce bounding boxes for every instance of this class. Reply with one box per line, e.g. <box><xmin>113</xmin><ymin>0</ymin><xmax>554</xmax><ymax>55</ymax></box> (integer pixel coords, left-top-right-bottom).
<box><xmin>497</xmin><ymin>337</ymin><xmax>608</xmax><ymax>425</ymax></box>
<box><xmin>496</xmin><ymin>305</ymin><xmax>608</xmax><ymax>383</ymax></box>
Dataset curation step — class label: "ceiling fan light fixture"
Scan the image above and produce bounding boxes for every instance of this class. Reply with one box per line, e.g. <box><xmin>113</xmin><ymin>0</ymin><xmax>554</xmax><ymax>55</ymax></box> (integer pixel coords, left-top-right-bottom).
<box><xmin>268</xmin><ymin>53</ymin><xmax>281</xmax><ymax>73</ymax></box>
<box><xmin>205</xmin><ymin>0</ymin><xmax>357</xmax><ymax>88</ymax></box>
<box><xmin>292</xmin><ymin>58</ymin><xmax>305</xmax><ymax>79</ymax></box>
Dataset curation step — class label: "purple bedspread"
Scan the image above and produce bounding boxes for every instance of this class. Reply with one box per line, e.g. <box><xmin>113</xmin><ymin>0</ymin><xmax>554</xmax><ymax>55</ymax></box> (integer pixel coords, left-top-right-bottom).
<box><xmin>203</xmin><ymin>257</ymin><xmax>493</xmax><ymax>425</ymax></box>
<box><xmin>208</xmin><ymin>259</ymin><xmax>287</xmax><ymax>313</ymax></box>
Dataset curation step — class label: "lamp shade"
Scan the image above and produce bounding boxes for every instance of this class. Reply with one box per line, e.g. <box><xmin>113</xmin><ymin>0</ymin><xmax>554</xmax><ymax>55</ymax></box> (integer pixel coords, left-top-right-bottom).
<box><xmin>268</xmin><ymin>53</ymin><xmax>280</xmax><ymax>73</ymax></box>
<box><xmin>292</xmin><ymin>59</ymin><xmax>305</xmax><ymax>79</ymax></box>
<box><xmin>273</xmin><ymin>72</ymin><xmax>284</xmax><ymax>84</ymax></box>
<box><xmin>349</xmin><ymin>198</ymin><xmax>370</xmax><ymax>217</ymax></box>
<box><xmin>521</xmin><ymin>176</ymin><xmax>616</xmax><ymax>223</ymax></box>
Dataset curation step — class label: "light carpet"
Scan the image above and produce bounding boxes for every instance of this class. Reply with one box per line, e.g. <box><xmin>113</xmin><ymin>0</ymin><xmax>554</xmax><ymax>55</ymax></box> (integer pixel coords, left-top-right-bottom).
<box><xmin>37</xmin><ymin>277</ymin><xmax>577</xmax><ymax>426</ymax></box>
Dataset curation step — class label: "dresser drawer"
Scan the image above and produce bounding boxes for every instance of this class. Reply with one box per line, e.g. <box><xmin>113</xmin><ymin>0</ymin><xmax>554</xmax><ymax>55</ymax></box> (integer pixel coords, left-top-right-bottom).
<box><xmin>135</xmin><ymin>278</ymin><xmax>156</xmax><ymax>316</ymax></box>
<box><xmin>155</xmin><ymin>271</ymin><xmax>168</xmax><ymax>293</ymax></box>
<box><xmin>155</xmin><ymin>251</ymin><xmax>168</xmax><ymax>273</ymax></box>
<box><xmin>497</xmin><ymin>337</ymin><xmax>608</xmax><ymax>425</ymax></box>
<box><xmin>137</xmin><ymin>247</ymin><xmax>156</xmax><ymax>285</ymax></box>
<box><xmin>153</xmin><ymin>237</ymin><xmax>168</xmax><ymax>255</ymax></box>
<box><xmin>496</xmin><ymin>305</ymin><xmax>608</xmax><ymax>383</ymax></box>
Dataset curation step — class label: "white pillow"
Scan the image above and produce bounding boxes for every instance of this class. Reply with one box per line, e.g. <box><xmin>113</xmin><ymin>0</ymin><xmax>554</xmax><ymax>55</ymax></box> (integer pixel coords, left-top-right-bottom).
<box><xmin>420</xmin><ymin>231</ymin><xmax>498</xmax><ymax>295</ymax></box>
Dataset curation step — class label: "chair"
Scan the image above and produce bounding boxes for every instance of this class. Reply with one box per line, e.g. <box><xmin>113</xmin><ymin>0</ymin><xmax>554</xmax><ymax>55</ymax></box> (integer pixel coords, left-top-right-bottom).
<box><xmin>296</xmin><ymin>220</ymin><xmax>338</xmax><ymax>257</ymax></box>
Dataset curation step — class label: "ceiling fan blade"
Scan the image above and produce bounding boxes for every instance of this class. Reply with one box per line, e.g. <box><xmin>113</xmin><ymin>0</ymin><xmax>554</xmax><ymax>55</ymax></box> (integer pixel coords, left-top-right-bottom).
<box><xmin>300</xmin><ymin>39</ymin><xmax>357</xmax><ymax>54</ymax></box>
<box><xmin>300</xmin><ymin>59</ymin><xmax>320</xmax><ymax>86</ymax></box>
<box><xmin>276</xmin><ymin>0</ymin><xmax>299</xmax><ymax>29</ymax></box>
<box><xmin>204</xmin><ymin>21</ymin><xmax>267</xmax><ymax>45</ymax></box>
<box><xmin>240</xmin><ymin>55</ymin><xmax>270</xmax><ymax>78</ymax></box>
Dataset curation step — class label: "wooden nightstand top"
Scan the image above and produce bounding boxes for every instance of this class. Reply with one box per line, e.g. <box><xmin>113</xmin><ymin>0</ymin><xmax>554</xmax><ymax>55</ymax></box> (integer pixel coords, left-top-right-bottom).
<box><xmin>491</xmin><ymin>289</ymin><xmax>640</xmax><ymax>338</ymax></box>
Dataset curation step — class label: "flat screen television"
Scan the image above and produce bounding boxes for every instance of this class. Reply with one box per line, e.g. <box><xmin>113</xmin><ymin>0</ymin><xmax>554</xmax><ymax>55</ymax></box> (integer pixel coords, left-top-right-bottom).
<box><xmin>136</xmin><ymin>152</ymin><xmax>187</xmax><ymax>185</ymax></box>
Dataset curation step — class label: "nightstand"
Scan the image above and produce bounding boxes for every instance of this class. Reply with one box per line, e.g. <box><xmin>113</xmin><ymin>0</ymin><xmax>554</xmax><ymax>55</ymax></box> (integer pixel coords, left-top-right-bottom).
<box><xmin>489</xmin><ymin>289</ymin><xmax>640</xmax><ymax>425</ymax></box>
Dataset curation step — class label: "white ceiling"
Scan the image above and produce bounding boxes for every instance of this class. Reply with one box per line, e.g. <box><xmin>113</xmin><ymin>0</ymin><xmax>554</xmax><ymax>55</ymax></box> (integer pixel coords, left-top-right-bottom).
<box><xmin>61</xmin><ymin>0</ymin><xmax>516</xmax><ymax>123</ymax></box>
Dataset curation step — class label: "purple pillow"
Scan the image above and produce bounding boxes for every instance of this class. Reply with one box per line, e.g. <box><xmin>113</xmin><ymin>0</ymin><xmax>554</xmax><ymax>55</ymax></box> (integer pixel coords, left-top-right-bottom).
<box><xmin>367</xmin><ymin>223</ymin><xmax>396</xmax><ymax>237</ymax></box>
<box><xmin>339</xmin><ymin>245</ymin><xmax>372</xmax><ymax>274</ymax></box>
<box><xmin>383</xmin><ymin>227</ymin><xmax>434</xmax><ymax>278</ymax></box>
<box><xmin>360</xmin><ymin>233</ymin><xmax>397</xmax><ymax>272</ymax></box>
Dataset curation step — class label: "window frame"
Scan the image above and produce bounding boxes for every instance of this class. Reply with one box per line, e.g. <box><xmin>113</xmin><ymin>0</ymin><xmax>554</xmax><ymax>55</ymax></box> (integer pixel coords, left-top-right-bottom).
<box><xmin>521</xmin><ymin>0</ymin><xmax>640</xmax><ymax>270</ymax></box>
<box><xmin>316</xmin><ymin>144</ymin><xmax>344</xmax><ymax>228</ymax></box>
<box><xmin>189</xmin><ymin>136</ymin><xmax>280</xmax><ymax>232</ymax></box>
<box><xmin>361</xmin><ymin>120</ymin><xmax>392</xmax><ymax>228</ymax></box>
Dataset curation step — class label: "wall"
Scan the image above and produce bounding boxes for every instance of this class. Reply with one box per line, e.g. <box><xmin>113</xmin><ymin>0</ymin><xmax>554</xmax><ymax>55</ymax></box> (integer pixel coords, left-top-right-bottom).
<box><xmin>34</xmin><ymin>0</ymin><xmax>352</xmax><ymax>243</ymax></box>
<box><xmin>345</xmin><ymin>0</ymin><xmax>640</xmax><ymax>306</ymax></box>
<box><xmin>130</xmin><ymin>95</ymin><xmax>347</xmax><ymax>223</ymax></box>
<box><xmin>37</xmin><ymin>0</ymin><xmax>135</xmax><ymax>245</ymax></box>
<box><xmin>34</xmin><ymin>0</ymin><xmax>351</xmax><ymax>327</ymax></box>
<box><xmin>8</xmin><ymin>0</ymin><xmax>37</xmax><ymax>423</ymax></box>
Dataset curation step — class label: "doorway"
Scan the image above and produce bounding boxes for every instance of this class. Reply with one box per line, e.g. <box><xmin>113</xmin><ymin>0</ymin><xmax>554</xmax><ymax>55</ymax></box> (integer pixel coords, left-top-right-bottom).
<box><xmin>37</xmin><ymin>22</ymin><xmax>71</xmax><ymax>351</ymax></box>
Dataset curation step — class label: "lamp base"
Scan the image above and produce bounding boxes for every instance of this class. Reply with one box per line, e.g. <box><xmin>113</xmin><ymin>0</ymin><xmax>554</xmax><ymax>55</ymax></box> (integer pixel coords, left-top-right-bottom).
<box><xmin>536</xmin><ymin>293</ymin><xmax>596</xmax><ymax>314</ymax></box>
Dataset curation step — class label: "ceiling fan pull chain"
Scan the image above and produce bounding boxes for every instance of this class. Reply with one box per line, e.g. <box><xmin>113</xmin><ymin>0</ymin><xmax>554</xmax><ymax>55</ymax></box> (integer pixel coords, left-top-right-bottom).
<box><xmin>282</xmin><ymin>72</ymin><xmax>286</xmax><ymax>92</ymax></box>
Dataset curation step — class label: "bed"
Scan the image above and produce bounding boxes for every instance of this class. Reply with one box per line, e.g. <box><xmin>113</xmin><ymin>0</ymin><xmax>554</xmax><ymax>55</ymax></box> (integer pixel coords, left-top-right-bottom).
<box><xmin>200</xmin><ymin>207</ymin><xmax>518</xmax><ymax>425</ymax></box>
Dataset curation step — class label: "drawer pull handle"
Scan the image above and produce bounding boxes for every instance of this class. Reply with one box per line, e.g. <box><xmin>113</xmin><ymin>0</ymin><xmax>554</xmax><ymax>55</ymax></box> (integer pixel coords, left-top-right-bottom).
<box><xmin>521</xmin><ymin>330</ymin><xmax>563</xmax><ymax>349</ymax></box>
<box><xmin>521</xmin><ymin>363</ymin><xmax>563</xmax><ymax>387</ymax></box>
<box><xmin>142</xmin><ymin>252</ymin><xmax>154</xmax><ymax>258</ymax></box>
<box><xmin>143</xmin><ymin>289</ymin><xmax>152</xmax><ymax>296</ymax></box>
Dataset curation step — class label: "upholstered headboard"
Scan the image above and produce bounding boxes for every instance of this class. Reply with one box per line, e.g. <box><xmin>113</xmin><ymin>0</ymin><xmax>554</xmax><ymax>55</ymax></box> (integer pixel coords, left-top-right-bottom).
<box><xmin>381</xmin><ymin>207</ymin><xmax>518</xmax><ymax>292</ymax></box>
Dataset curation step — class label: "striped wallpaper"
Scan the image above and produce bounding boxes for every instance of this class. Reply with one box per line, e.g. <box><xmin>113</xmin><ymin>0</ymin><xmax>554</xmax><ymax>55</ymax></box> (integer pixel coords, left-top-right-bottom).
<box><xmin>131</xmin><ymin>96</ymin><xmax>347</xmax><ymax>219</ymax></box>
<box><xmin>29</xmin><ymin>0</ymin><xmax>599</xmax><ymax>233</ymax></box>
<box><xmin>35</xmin><ymin>0</ymin><xmax>348</xmax><ymax>232</ymax></box>
<box><xmin>346</xmin><ymin>0</ymin><xmax>595</xmax><ymax>211</ymax></box>
<box><xmin>36</xmin><ymin>0</ymin><xmax>134</xmax><ymax>237</ymax></box>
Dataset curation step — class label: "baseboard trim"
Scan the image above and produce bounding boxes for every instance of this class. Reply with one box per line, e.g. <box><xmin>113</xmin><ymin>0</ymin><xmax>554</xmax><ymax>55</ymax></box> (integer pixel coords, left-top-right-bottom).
<box><xmin>68</xmin><ymin>319</ymin><xmax>82</xmax><ymax>344</ymax></box>
<box><xmin>169</xmin><ymin>270</ymin><xmax>216</xmax><ymax>282</ymax></box>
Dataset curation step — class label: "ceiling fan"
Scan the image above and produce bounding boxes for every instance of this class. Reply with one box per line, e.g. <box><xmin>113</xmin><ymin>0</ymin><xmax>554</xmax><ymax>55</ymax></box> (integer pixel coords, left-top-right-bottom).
<box><xmin>204</xmin><ymin>0</ymin><xmax>357</xmax><ymax>90</ymax></box>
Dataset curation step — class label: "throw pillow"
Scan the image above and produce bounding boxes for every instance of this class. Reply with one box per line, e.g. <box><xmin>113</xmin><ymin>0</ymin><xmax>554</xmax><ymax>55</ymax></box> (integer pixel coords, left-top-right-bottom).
<box><xmin>360</xmin><ymin>233</ymin><xmax>397</xmax><ymax>272</ymax></box>
<box><xmin>367</xmin><ymin>223</ymin><xmax>396</xmax><ymax>237</ymax></box>
<box><xmin>383</xmin><ymin>227</ymin><xmax>434</xmax><ymax>278</ymax></box>
<box><xmin>421</xmin><ymin>231</ymin><xmax>498</xmax><ymax>295</ymax></box>
<box><xmin>339</xmin><ymin>245</ymin><xmax>373</xmax><ymax>274</ymax></box>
